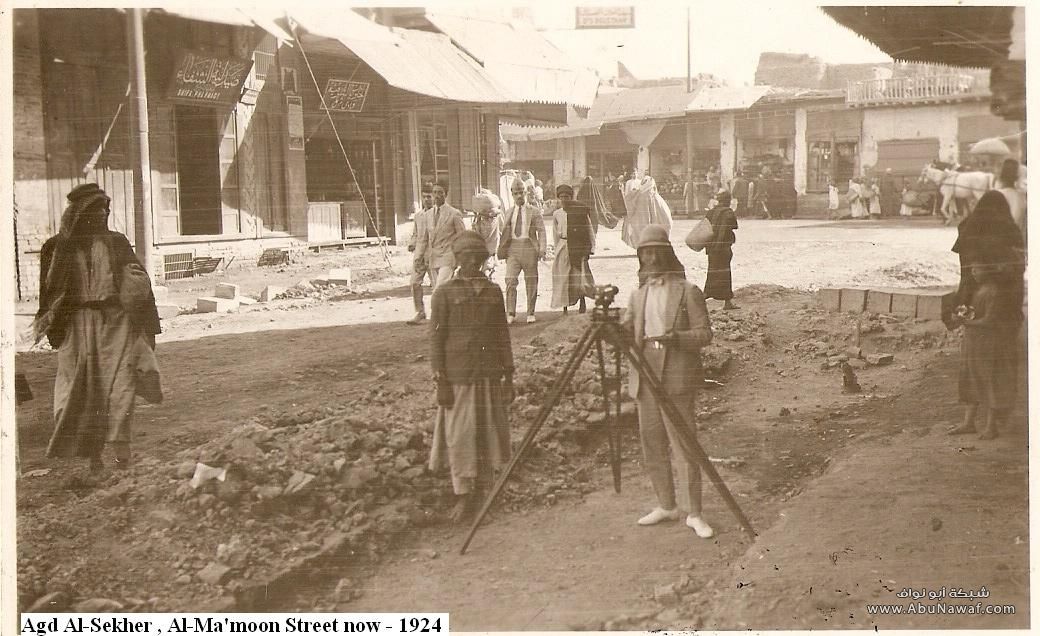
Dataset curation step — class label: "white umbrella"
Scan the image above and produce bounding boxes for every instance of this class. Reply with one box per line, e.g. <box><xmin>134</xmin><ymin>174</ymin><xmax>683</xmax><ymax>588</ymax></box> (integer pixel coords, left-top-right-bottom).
<box><xmin>969</xmin><ymin>137</ymin><xmax>1011</xmax><ymax>157</ymax></box>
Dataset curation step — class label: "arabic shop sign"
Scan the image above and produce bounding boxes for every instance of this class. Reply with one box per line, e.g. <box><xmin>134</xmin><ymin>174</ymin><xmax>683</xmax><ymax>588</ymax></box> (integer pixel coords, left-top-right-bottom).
<box><xmin>321</xmin><ymin>79</ymin><xmax>370</xmax><ymax>113</ymax></box>
<box><xmin>575</xmin><ymin>7</ymin><xmax>635</xmax><ymax>29</ymax></box>
<box><xmin>167</xmin><ymin>49</ymin><xmax>253</xmax><ymax>106</ymax></box>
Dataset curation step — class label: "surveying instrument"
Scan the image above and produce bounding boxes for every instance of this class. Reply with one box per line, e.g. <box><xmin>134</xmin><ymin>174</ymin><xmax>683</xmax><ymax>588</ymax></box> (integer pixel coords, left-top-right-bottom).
<box><xmin>460</xmin><ymin>284</ymin><xmax>756</xmax><ymax>554</ymax></box>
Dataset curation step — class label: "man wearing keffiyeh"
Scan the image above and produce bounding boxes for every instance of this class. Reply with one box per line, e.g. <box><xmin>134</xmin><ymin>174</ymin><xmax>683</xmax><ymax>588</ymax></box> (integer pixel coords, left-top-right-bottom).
<box><xmin>622</xmin><ymin>225</ymin><xmax>715</xmax><ymax>539</ymax></box>
<box><xmin>34</xmin><ymin>183</ymin><xmax>161</xmax><ymax>473</ymax></box>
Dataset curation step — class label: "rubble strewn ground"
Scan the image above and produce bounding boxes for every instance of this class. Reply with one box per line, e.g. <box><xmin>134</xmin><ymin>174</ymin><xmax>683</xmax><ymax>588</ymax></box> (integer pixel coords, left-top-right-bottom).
<box><xmin>16</xmin><ymin>220</ymin><xmax>1024</xmax><ymax>628</ymax></box>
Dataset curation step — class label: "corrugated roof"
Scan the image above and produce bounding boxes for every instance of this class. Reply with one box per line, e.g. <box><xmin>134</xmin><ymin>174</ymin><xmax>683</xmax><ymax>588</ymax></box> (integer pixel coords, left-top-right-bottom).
<box><xmin>160</xmin><ymin>7</ymin><xmax>293</xmax><ymax>41</ymax></box>
<box><xmin>425</xmin><ymin>12</ymin><xmax>600</xmax><ymax>109</ymax></box>
<box><xmin>686</xmin><ymin>85</ymin><xmax>771</xmax><ymax>112</ymax></box>
<box><xmin>286</xmin><ymin>10</ymin><xmax>513</xmax><ymax>104</ymax></box>
<box><xmin>822</xmin><ymin>6</ymin><xmax>1014</xmax><ymax>69</ymax></box>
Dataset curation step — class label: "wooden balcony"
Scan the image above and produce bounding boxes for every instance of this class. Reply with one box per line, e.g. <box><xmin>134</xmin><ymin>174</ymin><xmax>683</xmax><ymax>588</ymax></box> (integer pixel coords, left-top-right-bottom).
<box><xmin>846</xmin><ymin>74</ymin><xmax>986</xmax><ymax>106</ymax></box>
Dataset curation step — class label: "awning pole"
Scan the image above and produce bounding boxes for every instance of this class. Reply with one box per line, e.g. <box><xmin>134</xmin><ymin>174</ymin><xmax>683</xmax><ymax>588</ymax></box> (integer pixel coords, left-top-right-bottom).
<box><xmin>127</xmin><ymin>8</ymin><xmax>156</xmax><ymax>279</ymax></box>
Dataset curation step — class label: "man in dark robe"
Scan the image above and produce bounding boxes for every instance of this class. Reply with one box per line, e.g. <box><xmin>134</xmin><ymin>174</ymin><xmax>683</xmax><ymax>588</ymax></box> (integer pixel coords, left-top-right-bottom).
<box><xmin>730</xmin><ymin>171</ymin><xmax>750</xmax><ymax>218</ymax></box>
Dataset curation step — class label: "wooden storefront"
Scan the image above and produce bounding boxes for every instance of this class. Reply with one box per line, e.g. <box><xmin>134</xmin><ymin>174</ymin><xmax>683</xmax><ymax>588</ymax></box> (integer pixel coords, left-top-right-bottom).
<box><xmin>806</xmin><ymin>108</ymin><xmax>861</xmax><ymax>192</ymax></box>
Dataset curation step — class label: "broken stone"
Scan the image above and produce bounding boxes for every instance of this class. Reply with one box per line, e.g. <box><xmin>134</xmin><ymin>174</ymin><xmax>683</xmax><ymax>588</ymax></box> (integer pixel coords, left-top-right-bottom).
<box><xmin>294</xmin><ymin>279</ymin><xmax>315</xmax><ymax>291</ymax></box>
<box><xmin>654</xmin><ymin>583</ymin><xmax>681</xmax><ymax>605</ymax></box>
<box><xmin>845</xmin><ymin>346</ymin><xmax>862</xmax><ymax>359</ymax></box>
<box><xmin>197</xmin><ymin>297</ymin><xmax>239</xmax><ymax>314</ymax></box>
<box><xmin>197</xmin><ymin>562</ymin><xmax>233</xmax><ymax>586</ymax></box>
<box><xmin>214</xmin><ymin>283</ymin><xmax>240</xmax><ymax>300</ymax></box>
<box><xmin>283</xmin><ymin>471</ymin><xmax>317</xmax><ymax>496</ymax></box>
<box><xmin>419</xmin><ymin>548</ymin><xmax>439</xmax><ymax>559</ymax></box>
<box><xmin>73</xmin><ymin>598</ymin><xmax>124</xmax><ymax>612</ymax></box>
<box><xmin>227</xmin><ymin>437</ymin><xmax>263</xmax><ymax>462</ymax></box>
<box><xmin>865</xmin><ymin>353</ymin><xmax>894</xmax><ymax>366</ymax></box>
<box><xmin>259</xmin><ymin>286</ymin><xmax>287</xmax><ymax>302</ymax></box>
<box><xmin>333</xmin><ymin>458</ymin><xmax>347</xmax><ymax>473</ymax></box>
<box><xmin>778</xmin><ymin>407</ymin><xmax>791</xmax><ymax>417</ymax></box>
<box><xmin>257</xmin><ymin>485</ymin><xmax>283</xmax><ymax>500</ymax></box>
<box><xmin>26</xmin><ymin>591</ymin><xmax>70</xmax><ymax>613</ymax></box>
<box><xmin>190</xmin><ymin>463</ymin><xmax>227</xmax><ymax>489</ymax></box>
<box><xmin>848</xmin><ymin>359</ymin><xmax>868</xmax><ymax>369</ymax></box>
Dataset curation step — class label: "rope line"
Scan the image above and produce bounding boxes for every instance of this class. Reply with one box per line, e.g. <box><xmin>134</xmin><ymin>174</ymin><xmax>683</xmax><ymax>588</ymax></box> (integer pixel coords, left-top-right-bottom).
<box><xmin>290</xmin><ymin>15</ymin><xmax>395</xmax><ymax>272</ymax></box>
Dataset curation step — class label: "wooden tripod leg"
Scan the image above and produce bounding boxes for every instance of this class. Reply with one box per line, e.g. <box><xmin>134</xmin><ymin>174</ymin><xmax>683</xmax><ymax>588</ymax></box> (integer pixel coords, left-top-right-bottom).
<box><xmin>595</xmin><ymin>339</ymin><xmax>623</xmax><ymax>494</ymax></box>
<box><xmin>459</xmin><ymin>324</ymin><xmax>602</xmax><ymax>554</ymax></box>
<box><xmin>609</xmin><ymin>326</ymin><xmax>757</xmax><ymax>538</ymax></box>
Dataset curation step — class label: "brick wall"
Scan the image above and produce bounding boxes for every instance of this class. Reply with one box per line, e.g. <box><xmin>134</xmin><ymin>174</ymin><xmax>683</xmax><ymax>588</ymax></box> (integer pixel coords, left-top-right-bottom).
<box><xmin>14</xmin><ymin>9</ymin><xmax>52</xmax><ymax>300</ymax></box>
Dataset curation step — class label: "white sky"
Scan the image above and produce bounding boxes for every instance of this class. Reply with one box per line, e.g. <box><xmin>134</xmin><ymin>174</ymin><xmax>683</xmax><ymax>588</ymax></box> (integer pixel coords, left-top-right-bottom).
<box><xmin>521</xmin><ymin>1</ymin><xmax>893</xmax><ymax>85</ymax></box>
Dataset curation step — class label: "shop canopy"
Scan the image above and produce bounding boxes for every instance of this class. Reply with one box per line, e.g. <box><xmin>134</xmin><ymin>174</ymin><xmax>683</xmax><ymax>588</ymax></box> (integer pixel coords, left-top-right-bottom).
<box><xmin>822</xmin><ymin>6</ymin><xmax>1023</xmax><ymax>120</ymax></box>
<box><xmin>425</xmin><ymin>12</ymin><xmax>600</xmax><ymax>111</ymax></box>
<box><xmin>157</xmin><ymin>8</ymin><xmax>293</xmax><ymax>43</ymax></box>
<box><xmin>821</xmin><ymin>6</ymin><xmax>1014</xmax><ymax>69</ymax></box>
<box><xmin>280</xmin><ymin>8</ymin><xmax>570</xmax><ymax>124</ymax></box>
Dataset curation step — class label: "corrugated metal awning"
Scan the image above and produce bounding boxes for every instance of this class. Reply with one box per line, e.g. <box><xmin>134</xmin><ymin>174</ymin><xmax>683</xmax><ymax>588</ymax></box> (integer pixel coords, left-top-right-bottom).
<box><xmin>821</xmin><ymin>6</ymin><xmax>1014</xmax><ymax>69</ymax></box>
<box><xmin>426</xmin><ymin>12</ymin><xmax>599</xmax><ymax>109</ymax></box>
<box><xmin>158</xmin><ymin>8</ymin><xmax>293</xmax><ymax>42</ymax></box>
<box><xmin>686</xmin><ymin>86</ymin><xmax>771</xmax><ymax>112</ymax></box>
<box><xmin>284</xmin><ymin>9</ymin><xmax>559</xmax><ymax>111</ymax></box>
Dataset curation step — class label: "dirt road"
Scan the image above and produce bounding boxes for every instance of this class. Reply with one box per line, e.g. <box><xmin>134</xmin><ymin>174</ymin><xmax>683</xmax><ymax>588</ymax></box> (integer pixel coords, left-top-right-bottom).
<box><xmin>16</xmin><ymin>217</ymin><xmax>1026</xmax><ymax>629</ymax></box>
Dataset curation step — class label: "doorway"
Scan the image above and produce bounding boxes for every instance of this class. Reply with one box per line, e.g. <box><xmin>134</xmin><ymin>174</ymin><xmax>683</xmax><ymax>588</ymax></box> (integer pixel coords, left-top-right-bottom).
<box><xmin>175</xmin><ymin>105</ymin><xmax>222</xmax><ymax>235</ymax></box>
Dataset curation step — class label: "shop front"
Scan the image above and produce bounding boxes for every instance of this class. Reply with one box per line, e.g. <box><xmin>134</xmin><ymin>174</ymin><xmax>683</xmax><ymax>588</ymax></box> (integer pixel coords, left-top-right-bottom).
<box><xmin>806</xmin><ymin>108</ymin><xmax>861</xmax><ymax>192</ymax></box>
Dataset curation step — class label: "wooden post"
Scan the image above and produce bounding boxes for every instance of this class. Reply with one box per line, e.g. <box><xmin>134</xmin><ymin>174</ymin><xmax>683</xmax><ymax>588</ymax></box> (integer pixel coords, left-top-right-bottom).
<box><xmin>685</xmin><ymin>119</ymin><xmax>695</xmax><ymax>216</ymax></box>
<box><xmin>126</xmin><ymin>8</ymin><xmax>155</xmax><ymax>278</ymax></box>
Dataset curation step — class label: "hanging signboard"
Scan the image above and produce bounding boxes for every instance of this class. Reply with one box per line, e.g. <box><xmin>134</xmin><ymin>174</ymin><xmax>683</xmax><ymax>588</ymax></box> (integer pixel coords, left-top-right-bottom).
<box><xmin>286</xmin><ymin>95</ymin><xmax>305</xmax><ymax>150</ymax></box>
<box><xmin>167</xmin><ymin>49</ymin><xmax>253</xmax><ymax>106</ymax></box>
<box><xmin>575</xmin><ymin>7</ymin><xmax>635</xmax><ymax>29</ymax></box>
<box><xmin>322</xmin><ymin>79</ymin><xmax>370</xmax><ymax>113</ymax></box>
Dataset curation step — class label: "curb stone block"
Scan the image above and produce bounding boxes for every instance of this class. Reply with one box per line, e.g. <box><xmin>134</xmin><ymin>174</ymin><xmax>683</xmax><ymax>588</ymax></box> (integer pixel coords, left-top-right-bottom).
<box><xmin>890</xmin><ymin>293</ymin><xmax>918</xmax><ymax>316</ymax></box>
<box><xmin>839</xmin><ymin>288</ymin><xmax>867</xmax><ymax>312</ymax></box>
<box><xmin>197</xmin><ymin>297</ymin><xmax>239</xmax><ymax>313</ymax></box>
<box><xmin>817</xmin><ymin>288</ymin><xmax>841</xmax><ymax>311</ymax></box>
<box><xmin>916</xmin><ymin>291</ymin><xmax>956</xmax><ymax>321</ymax></box>
<box><xmin>865</xmin><ymin>290</ymin><xmax>892</xmax><ymax>314</ymax></box>
<box><xmin>328</xmin><ymin>268</ymin><xmax>352</xmax><ymax>286</ymax></box>
<box><xmin>214</xmin><ymin>283</ymin><xmax>240</xmax><ymax>300</ymax></box>
<box><xmin>259</xmin><ymin>286</ymin><xmax>286</xmax><ymax>302</ymax></box>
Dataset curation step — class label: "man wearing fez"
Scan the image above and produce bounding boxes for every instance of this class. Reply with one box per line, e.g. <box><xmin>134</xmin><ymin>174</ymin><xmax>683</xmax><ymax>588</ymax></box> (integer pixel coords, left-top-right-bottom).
<box><xmin>406</xmin><ymin>181</ymin><xmax>435</xmax><ymax>324</ymax></box>
<box><xmin>429</xmin><ymin>231</ymin><xmax>514</xmax><ymax>522</ymax></box>
<box><xmin>427</xmin><ymin>179</ymin><xmax>467</xmax><ymax>289</ymax></box>
<box><xmin>498</xmin><ymin>178</ymin><xmax>547</xmax><ymax>324</ymax></box>
<box><xmin>623</xmin><ymin>224</ymin><xmax>715</xmax><ymax>539</ymax></box>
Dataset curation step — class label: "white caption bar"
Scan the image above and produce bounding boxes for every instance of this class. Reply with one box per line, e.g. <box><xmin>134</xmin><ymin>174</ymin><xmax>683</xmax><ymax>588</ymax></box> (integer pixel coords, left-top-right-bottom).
<box><xmin>21</xmin><ymin>614</ymin><xmax>449</xmax><ymax>636</ymax></box>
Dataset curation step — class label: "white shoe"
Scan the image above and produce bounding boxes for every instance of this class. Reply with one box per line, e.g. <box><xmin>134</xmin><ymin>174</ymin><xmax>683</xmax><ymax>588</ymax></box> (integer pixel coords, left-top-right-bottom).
<box><xmin>507</xmin><ymin>314</ymin><xmax>516</xmax><ymax>325</ymax></box>
<box><xmin>686</xmin><ymin>515</ymin><xmax>714</xmax><ymax>538</ymax></box>
<box><xmin>638</xmin><ymin>507</ymin><xmax>680</xmax><ymax>526</ymax></box>
<box><xmin>526</xmin><ymin>314</ymin><xmax>537</xmax><ymax>324</ymax></box>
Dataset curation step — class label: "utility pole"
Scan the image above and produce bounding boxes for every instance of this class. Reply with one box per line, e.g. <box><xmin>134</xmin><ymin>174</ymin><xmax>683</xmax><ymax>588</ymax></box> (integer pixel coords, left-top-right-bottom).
<box><xmin>686</xmin><ymin>6</ymin><xmax>692</xmax><ymax>92</ymax></box>
<box><xmin>126</xmin><ymin>8</ymin><xmax>156</xmax><ymax>279</ymax></box>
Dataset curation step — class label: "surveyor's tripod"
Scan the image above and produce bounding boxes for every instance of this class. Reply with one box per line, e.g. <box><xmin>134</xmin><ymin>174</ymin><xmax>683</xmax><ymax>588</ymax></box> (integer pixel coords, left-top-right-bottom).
<box><xmin>460</xmin><ymin>286</ymin><xmax>756</xmax><ymax>554</ymax></box>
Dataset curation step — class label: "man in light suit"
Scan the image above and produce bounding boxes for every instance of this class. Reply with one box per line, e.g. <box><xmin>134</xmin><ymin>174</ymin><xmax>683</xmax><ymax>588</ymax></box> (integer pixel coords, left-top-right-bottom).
<box><xmin>427</xmin><ymin>179</ymin><xmax>467</xmax><ymax>289</ymax></box>
<box><xmin>406</xmin><ymin>181</ymin><xmax>434</xmax><ymax>324</ymax></box>
<box><xmin>622</xmin><ymin>224</ymin><xmax>715</xmax><ymax>539</ymax></box>
<box><xmin>498</xmin><ymin>179</ymin><xmax>547</xmax><ymax>324</ymax></box>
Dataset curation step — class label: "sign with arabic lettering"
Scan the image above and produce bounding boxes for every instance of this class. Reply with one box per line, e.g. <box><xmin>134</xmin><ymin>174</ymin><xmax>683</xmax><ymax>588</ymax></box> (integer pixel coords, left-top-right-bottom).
<box><xmin>167</xmin><ymin>49</ymin><xmax>253</xmax><ymax>106</ymax></box>
<box><xmin>322</xmin><ymin>79</ymin><xmax>370</xmax><ymax>113</ymax></box>
<box><xmin>575</xmin><ymin>7</ymin><xmax>634</xmax><ymax>29</ymax></box>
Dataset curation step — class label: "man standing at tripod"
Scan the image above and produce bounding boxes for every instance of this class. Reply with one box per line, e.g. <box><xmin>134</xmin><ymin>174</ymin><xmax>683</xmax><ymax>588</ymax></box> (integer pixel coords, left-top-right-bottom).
<box><xmin>623</xmin><ymin>224</ymin><xmax>715</xmax><ymax>539</ymax></box>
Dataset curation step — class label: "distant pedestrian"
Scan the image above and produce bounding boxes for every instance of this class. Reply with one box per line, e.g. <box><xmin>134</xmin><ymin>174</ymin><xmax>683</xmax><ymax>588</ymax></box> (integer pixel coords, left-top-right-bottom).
<box><xmin>947</xmin><ymin>244</ymin><xmax>1024</xmax><ymax>440</ymax></box>
<box><xmin>406</xmin><ymin>181</ymin><xmax>434</xmax><ymax>324</ymax></box>
<box><xmin>880</xmin><ymin>169</ymin><xmax>901</xmax><ymax>217</ymax></box>
<box><xmin>848</xmin><ymin>178</ymin><xmax>867</xmax><ymax>219</ymax></box>
<box><xmin>702</xmin><ymin>191</ymin><xmax>739</xmax><ymax>310</ymax></box>
<box><xmin>623</xmin><ymin>224</ymin><xmax>714</xmax><ymax>539</ymax></box>
<box><xmin>827</xmin><ymin>179</ymin><xmax>841</xmax><ymax>219</ymax></box>
<box><xmin>33</xmin><ymin>183</ymin><xmax>161</xmax><ymax>472</ymax></box>
<box><xmin>429</xmin><ymin>231</ymin><xmax>514</xmax><ymax>522</ymax></box>
<box><xmin>866</xmin><ymin>177</ymin><xmax>882</xmax><ymax>219</ymax></box>
<box><xmin>427</xmin><ymin>179</ymin><xmax>466</xmax><ymax>289</ymax></box>
<box><xmin>730</xmin><ymin>171</ymin><xmax>750</xmax><ymax>218</ymax></box>
<box><xmin>550</xmin><ymin>185</ymin><xmax>596</xmax><ymax>314</ymax></box>
<box><xmin>498</xmin><ymin>179</ymin><xmax>547</xmax><ymax>324</ymax></box>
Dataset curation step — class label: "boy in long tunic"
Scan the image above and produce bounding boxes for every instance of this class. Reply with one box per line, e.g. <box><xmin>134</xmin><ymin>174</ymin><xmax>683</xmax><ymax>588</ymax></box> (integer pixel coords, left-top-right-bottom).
<box><xmin>429</xmin><ymin>231</ymin><xmax>515</xmax><ymax>521</ymax></box>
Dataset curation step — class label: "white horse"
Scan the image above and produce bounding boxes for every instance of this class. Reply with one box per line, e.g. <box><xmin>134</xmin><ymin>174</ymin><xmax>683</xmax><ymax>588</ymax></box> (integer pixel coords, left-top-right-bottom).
<box><xmin>920</xmin><ymin>163</ymin><xmax>993</xmax><ymax>225</ymax></box>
